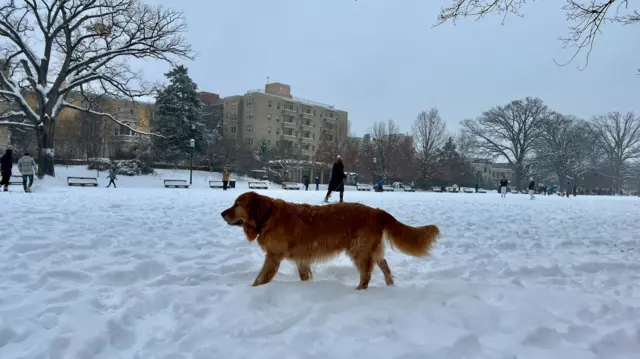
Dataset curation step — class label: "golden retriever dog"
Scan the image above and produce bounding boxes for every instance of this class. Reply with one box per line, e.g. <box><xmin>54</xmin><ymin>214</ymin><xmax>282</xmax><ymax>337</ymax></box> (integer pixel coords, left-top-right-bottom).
<box><xmin>220</xmin><ymin>191</ymin><xmax>440</xmax><ymax>290</ymax></box>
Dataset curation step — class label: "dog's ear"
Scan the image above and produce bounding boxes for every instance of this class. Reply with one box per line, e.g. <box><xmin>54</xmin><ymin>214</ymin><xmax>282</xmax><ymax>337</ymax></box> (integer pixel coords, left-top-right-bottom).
<box><xmin>247</xmin><ymin>192</ymin><xmax>272</xmax><ymax>226</ymax></box>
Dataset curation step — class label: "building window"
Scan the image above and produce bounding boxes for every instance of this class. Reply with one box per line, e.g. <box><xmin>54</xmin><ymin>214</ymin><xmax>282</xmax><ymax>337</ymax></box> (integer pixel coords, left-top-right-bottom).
<box><xmin>276</xmin><ymin>101</ymin><xmax>280</xmax><ymax>109</ymax></box>
<box><xmin>268</xmin><ymin>114</ymin><xmax>271</xmax><ymax>120</ymax></box>
<box><xmin>268</xmin><ymin>100</ymin><xmax>272</xmax><ymax>107</ymax></box>
<box><xmin>245</xmin><ymin>138</ymin><xmax>254</xmax><ymax>146</ymax></box>
<box><xmin>245</xmin><ymin>125</ymin><xmax>254</xmax><ymax>133</ymax></box>
<box><xmin>267</xmin><ymin>140</ymin><xmax>271</xmax><ymax>147</ymax></box>
<box><xmin>230</xmin><ymin>126</ymin><xmax>236</xmax><ymax>134</ymax></box>
<box><xmin>232</xmin><ymin>101</ymin><xmax>237</xmax><ymax>110</ymax></box>
<box><xmin>268</xmin><ymin>126</ymin><xmax>272</xmax><ymax>134</ymax></box>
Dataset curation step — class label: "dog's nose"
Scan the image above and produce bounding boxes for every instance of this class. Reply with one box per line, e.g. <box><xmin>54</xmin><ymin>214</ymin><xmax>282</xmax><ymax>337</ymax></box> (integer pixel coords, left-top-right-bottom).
<box><xmin>220</xmin><ymin>211</ymin><xmax>225</xmax><ymax>218</ymax></box>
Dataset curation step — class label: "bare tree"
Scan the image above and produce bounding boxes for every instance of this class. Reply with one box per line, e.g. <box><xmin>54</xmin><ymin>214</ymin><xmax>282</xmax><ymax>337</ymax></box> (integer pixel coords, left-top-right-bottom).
<box><xmin>590</xmin><ymin>111</ymin><xmax>640</xmax><ymax>191</ymax></box>
<box><xmin>462</xmin><ymin>97</ymin><xmax>548</xmax><ymax>190</ymax></box>
<box><xmin>412</xmin><ymin>108</ymin><xmax>445</xmax><ymax>180</ymax></box>
<box><xmin>535</xmin><ymin>113</ymin><xmax>594</xmax><ymax>191</ymax></box>
<box><xmin>434</xmin><ymin>0</ymin><xmax>638</xmax><ymax>69</ymax></box>
<box><xmin>368</xmin><ymin>119</ymin><xmax>408</xmax><ymax>181</ymax></box>
<box><xmin>0</xmin><ymin>0</ymin><xmax>192</xmax><ymax>177</ymax></box>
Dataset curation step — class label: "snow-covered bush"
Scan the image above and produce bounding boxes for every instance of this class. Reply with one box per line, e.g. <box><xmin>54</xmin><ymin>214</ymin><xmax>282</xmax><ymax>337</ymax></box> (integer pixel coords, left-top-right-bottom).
<box><xmin>87</xmin><ymin>158</ymin><xmax>113</xmax><ymax>171</ymax></box>
<box><xmin>114</xmin><ymin>159</ymin><xmax>154</xmax><ymax>176</ymax></box>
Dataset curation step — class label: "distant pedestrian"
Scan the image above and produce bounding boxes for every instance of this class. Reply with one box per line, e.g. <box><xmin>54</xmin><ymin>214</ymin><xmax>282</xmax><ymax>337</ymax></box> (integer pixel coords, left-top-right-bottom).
<box><xmin>315</xmin><ymin>176</ymin><xmax>320</xmax><ymax>191</ymax></box>
<box><xmin>106</xmin><ymin>166</ymin><xmax>117</xmax><ymax>188</ymax></box>
<box><xmin>0</xmin><ymin>148</ymin><xmax>13</xmax><ymax>192</ymax></box>
<box><xmin>566</xmin><ymin>181</ymin><xmax>571</xmax><ymax>198</ymax></box>
<box><xmin>499</xmin><ymin>176</ymin><xmax>508</xmax><ymax>198</ymax></box>
<box><xmin>303</xmin><ymin>176</ymin><xmax>310</xmax><ymax>191</ymax></box>
<box><xmin>528</xmin><ymin>178</ymin><xmax>535</xmax><ymax>200</ymax></box>
<box><xmin>222</xmin><ymin>168</ymin><xmax>230</xmax><ymax>190</ymax></box>
<box><xmin>17</xmin><ymin>152</ymin><xmax>37</xmax><ymax>193</ymax></box>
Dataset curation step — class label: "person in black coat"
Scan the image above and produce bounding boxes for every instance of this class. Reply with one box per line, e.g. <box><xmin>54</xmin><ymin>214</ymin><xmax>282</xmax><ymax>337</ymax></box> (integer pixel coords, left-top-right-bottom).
<box><xmin>323</xmin><ymin>155</ymin><xmax>346</xmax><ymax>203</ymax></box>
<box><xmin>528</xmin><ymin>177</ymin><xmax>535</xmax><ymax>200</ymax></box>
<box><xmin>0</xmin><ymin>148</ymin><xmax>13</xmax><ymax>192</ymax></box>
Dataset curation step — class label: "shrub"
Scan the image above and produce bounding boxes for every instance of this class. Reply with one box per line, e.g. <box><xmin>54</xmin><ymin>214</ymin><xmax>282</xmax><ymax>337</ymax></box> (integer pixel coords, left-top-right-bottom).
<box><xmin>87</xmin><ymin>158</ymin><xmax>112</xmax><ymax>171</ymax></box>
<box><xmin>114</xmin><ymin>159</ymin><xmax>154</xmax><ymax>176</ymax></box>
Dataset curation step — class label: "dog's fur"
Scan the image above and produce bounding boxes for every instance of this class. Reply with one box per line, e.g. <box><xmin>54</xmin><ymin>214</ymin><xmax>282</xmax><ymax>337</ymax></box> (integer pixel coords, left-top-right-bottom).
<box><xmin>220</xmin><ymin>191</ymin><xmax>440</xmax><ymax>290</ymax></box>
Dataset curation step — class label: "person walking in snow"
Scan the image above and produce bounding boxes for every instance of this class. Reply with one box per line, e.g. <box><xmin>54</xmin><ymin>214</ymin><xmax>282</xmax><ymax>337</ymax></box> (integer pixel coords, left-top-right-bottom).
<box><xmin>106</xmin><ymin>166</ymin><xmax>117</xmax><ymax>188</ymax></box>
<box><xmin>528</xmin><ymin>178</ymin><xmax>535</xmax><ymax>200</ymax></box>
<box><xmin>0</xmin><ymin>148</ymin><xmax>13</xmax><ymax>192</ymax></box>
<box><xmin>17</xmin><ymin>152</ymin><xmax>37</xmax><ymax>193</ymax></box>
<box><xmin>222</xmin><ymin>168</ymin><xmax>230</xmax><ymax>190</ymax></box>
<box><xmin>315</xmin><ymin>176</ymin><xmax>320</xmax><ymax>191</ymax></box>
<box><xmin>499</xmin><ymin>176</ymin><xmax>508</xmax><ymax>198</ymax></box>
<box><xmin>323</xmin><ymin>155</ymin><xmax>346</xmax><ymax>203</ymax></box>
<box><xmin>303</xmin><ymin>175</ymin><xmax>310</xmax><ymax>191</ymax></box>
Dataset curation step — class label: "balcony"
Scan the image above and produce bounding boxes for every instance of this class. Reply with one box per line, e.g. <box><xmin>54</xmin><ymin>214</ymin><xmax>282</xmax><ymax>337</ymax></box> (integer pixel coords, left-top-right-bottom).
<box><xmin>300</xmin><ymin>112</ymin><xmax>314</xmax><ymax>119</ymax></box>
<box><xmin>323</xmin><ymin>116</ymin><xmax>336</xmax><ymax>123</ymax></box>
<box><xmin>283</xmin><ymin>121</ymin><xmax>296</xmax><ymax>128</ymax></box>
<box><xmin>283</xmin><ymin>107</ymin><xmax>297</xmax><ymax>115</ymax></box>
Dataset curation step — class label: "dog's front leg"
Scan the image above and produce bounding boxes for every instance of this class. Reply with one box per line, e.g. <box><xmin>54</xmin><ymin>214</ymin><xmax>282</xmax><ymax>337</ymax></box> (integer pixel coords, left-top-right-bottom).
<box><xmin>252</xmin><ymin>252</ymin><xmax>283</xmax><ymax>286</ymax></box>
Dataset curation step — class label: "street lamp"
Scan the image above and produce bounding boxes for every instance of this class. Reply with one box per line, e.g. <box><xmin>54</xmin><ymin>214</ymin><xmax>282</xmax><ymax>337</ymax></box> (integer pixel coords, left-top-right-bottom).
<box><xmin>189</xmin><ymin>138</ymin><xmax>195</xmax><ymax>185</ymax></box>
<box><xmin>373</xmin><ymin>157</ymin><xmax>377</xmax><ymax>183</ymax></box>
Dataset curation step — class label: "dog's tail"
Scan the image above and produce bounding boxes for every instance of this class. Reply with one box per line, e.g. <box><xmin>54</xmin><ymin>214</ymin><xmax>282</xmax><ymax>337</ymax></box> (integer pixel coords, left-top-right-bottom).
<box><xmin>378</xmin><ymin>209</ymin><xmax>440</xmax><ymax>257</ymax></box>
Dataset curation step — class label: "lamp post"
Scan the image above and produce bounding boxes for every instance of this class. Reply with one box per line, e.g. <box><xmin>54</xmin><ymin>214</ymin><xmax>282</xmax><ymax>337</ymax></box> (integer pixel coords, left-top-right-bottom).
<box><xmin>189</xmin><ymin>138</ymin><xmax>195</xmax><ymax>185</ymax></box>
<box><xmin>373</xmin><ymin>157</ymin><xmax>377</xmax><ymax>183</ymax></box>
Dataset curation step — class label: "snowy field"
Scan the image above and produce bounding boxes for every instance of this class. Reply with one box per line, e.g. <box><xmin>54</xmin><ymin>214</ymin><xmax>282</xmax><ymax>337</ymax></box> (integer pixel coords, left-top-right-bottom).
<box><xmin>2</xmin><ymin>166</ymin><xmax>640</xmax><ymax>359</ymax></box>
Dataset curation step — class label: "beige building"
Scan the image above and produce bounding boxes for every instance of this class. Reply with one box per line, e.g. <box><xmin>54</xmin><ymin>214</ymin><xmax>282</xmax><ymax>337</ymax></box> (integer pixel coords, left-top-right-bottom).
<box><xmin>471</xmin><ymin>159</ymin><xmax>515</xmax><ymax>187</ymax></box>
<box><xmin>222</xmin><ymin>82</ymin><xmax>348</xmax><ymax>161</ymax></box>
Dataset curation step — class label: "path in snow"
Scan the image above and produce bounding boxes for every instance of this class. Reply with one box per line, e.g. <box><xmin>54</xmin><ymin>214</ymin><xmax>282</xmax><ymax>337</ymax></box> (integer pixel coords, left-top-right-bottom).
<box><xmin>1</xmin><ymin>167</ymin><xmax>640</xmax><ymax>359</ymax></box>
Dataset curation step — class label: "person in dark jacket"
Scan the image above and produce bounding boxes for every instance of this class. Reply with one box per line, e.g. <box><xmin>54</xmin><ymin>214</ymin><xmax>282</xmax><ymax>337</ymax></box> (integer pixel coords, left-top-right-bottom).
<box><xmin>499</xmin><ymin>177</ymin><xmax>508</xmax><ymax>198</ymax></box>
<box><xmin>315</xmin><ymin>176</ymin><xmax>320</xmax><ymax>191</ymax></box>
<box><xmin>528</xmin><ymin>178</ymin><xmax>535</xmax><ymax>200</ymax></box>
<box><xmin>303</xmin><ymin>175</ymin><xmax>310</xmax><ymax>191</ymax></box>
<box><xmin>0</xmin><ymin>148</ymin><xmax>13</xmax><ymax>192</ymax></box>
<box><xmin>323</xmin><ymin>155</ymin><xmax>346</xmax><ymax>203</ymax></box>
<box><xmin>106</xmin><ymin>166</ymin><xmax>117</xmax><ymax>188</ymax></box>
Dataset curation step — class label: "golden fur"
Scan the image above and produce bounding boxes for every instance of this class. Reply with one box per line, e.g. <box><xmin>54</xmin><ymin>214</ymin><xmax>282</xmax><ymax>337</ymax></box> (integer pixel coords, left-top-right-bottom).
<box><xmin>220</xmin><ymin>191</ymin><xmax>441</xmax><ymax>290</ymax></box>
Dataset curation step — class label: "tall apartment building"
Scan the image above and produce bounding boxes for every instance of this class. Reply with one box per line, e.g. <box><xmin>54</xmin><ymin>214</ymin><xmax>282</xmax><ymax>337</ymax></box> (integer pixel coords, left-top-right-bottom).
<box><xmin>222</xmin><ymin>82</ymin><xmax>348</xmax><ymax>161</ymax></box>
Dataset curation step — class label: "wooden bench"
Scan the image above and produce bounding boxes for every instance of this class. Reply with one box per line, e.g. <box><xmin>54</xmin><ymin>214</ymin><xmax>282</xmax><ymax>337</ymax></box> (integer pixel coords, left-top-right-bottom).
<box><xmin>67</xmin><ymin>176</ymin><xmax>98</xmax><ymax>187</ymax></box>
<box><xmin>403</xmin><ymin>187</ymin><xmax>416</xmax><ymax>192</ymax></box>
<box><xmin>356</xmin><ymin>184</ymin><xmax>372</xmax><ymax>191</ymax></box>
<box><xmin>164</xmin><ymin>179</ymin><xmax>189</xmax><ymax>188</ymax></box>
<box><xmin>248</xmin><ymin>181</ymin><xmax>268</xmax><ymax>189</ymax></box>
<box><xmin>209</xmin><ymin>180</ymin><xmax>224</xmax><ymax>189</ymax></box>
<box><xmin>382</xmin><ymin>185</ymin><xmax>395</xmax><ymax>192</ymax></box>
<box><xmin>463</xmin><ymin>188</ymin><xmax>474</xmax><ymax>193</ymax></box>
<box><xmin>431</xmin><ymin>186</ymin><xmax>443</xmax><ymax>192</ymax></box>
<box><xmin>8</xmin><ymin>175</ymin><xmax>23</xmax><ymax>185</ymax></box>
<box><xmin>282</xmin><ymin>182</ymin><xmax>302</xmax><ymax>190</ymax></box>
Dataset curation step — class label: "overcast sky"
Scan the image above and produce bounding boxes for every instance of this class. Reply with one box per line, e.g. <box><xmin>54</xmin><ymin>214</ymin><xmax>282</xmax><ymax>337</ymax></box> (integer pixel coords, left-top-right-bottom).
<box><xmin>143</xmin><ymin>0</ymin><xmax>640</xmax><ymax>137</ymax></box>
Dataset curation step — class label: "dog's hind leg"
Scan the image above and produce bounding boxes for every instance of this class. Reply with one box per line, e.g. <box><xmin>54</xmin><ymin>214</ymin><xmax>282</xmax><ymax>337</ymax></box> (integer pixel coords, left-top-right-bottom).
<box><xmin>252</xmin><ymin>253</ymin><xmax>283</xmax><ymax>287</ymax></box>
<box><xmin>296</xmin><ymin>262</ymin><xmax>313</xmax><ymax>281</ymax></box>
<box><xmin>377</xmin><ymin>258</ymin><xmax>394</xmax><ymax>286</ymax></box>
<box><xmin>351</xmin><ymin>253</ymin><xmax>374</xmax><ymax>290</ymax></box>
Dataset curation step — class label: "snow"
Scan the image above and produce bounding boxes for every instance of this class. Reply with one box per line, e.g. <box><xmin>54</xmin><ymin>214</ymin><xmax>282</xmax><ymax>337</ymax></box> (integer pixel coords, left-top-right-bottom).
<box><xmin>2</xmin><ymin>166</ymin><xmax>640</xmax><ymax>359</ymax></box>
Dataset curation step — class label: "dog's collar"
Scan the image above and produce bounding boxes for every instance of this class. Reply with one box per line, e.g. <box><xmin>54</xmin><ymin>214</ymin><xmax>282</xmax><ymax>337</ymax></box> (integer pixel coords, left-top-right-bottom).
<box><xmin>255</xmin><ymin>199</ymin><xmax>275</xmax><ymax>234</ymax></box>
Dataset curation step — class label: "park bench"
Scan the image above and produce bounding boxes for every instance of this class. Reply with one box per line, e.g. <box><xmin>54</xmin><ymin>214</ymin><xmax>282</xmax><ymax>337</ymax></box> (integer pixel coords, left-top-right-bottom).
<box><xmin>382</xmin><ymin>185</ymin><xmax>395</xmax><ymax>192</ymax></box>
<box><xmin>164</xmin><ymin>179</ymin><xmax>189</xmax><ymax>188</ymax></box>
<box><xmin>282</xmin><ymin>182</ymin><xmax>302</xmax><ymax>190</ymax></box>
<box><xmin>403</xmin><ymin>187</ymin><xmax>416</xmax><ymax>192</ymax></box>
<box><xmin>356</xmin><ymin>184</ymin><xmax>372</xmax><ymax>191</ymax></box>
<box><xmin>8</xmin><ymin>175</ymin><xmax>23</xmax><ymax>185</ymax></box>
<box><xmin>67</xmin><ymin>176</ymin><xmax>98</xmax><ymax>187</ymax></box>
<box><xmin>248</xmin><ymin>181</ymin><xmax>268</xmax><ymax>189</ymax></box>
<box><xmin>209</xmin><ymin>180</ymin><xmax>224</xmax><ymax>189</ymax></box>
<box><xmin>431</xmin><ymin>186</ymin><xmax>443</xmax><ymax>192</ymax></box>
<box><xmin>463</xmin><ymin>188</ymin><xmax>474</xmax><ymax>193</ymax></box>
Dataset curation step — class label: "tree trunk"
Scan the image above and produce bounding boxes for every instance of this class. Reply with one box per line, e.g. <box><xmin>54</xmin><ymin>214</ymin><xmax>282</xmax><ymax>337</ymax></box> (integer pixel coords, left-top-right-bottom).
<box><xmin>556</xmin><ymin>172</ymin><xmax>566</xmax><ymax>192</ymax></box>
<box><xmin>37</xmin><ymin>118</ymin><xmax>56</xmax><ymax>178</ymax></box>
<box><xmin>514</xmin><ymin>168</ymin><xmax>523</xmax><ymax>192</ymax></box>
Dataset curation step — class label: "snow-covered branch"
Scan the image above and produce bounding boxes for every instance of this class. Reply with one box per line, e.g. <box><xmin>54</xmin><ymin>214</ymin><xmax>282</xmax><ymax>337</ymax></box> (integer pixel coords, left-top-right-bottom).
<box><xmin>61</xmin><ymin>100</ymin><xmax>164</xmax><ymax>138</ymax></box>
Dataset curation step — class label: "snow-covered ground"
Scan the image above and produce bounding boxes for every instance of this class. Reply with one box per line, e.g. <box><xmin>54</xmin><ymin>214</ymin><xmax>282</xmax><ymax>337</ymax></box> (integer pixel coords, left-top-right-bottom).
<box><xmin>2</xmin><ymin>166</ymin><xmax>640</xmax><ymax>359</ymax></box>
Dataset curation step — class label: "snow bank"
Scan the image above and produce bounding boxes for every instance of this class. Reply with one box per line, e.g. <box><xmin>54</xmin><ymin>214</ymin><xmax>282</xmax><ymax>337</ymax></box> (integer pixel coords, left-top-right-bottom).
<box><xmin>1</xmin><ymin>168</ymin><xmax>639</xmax><ymax>358</ymax></box>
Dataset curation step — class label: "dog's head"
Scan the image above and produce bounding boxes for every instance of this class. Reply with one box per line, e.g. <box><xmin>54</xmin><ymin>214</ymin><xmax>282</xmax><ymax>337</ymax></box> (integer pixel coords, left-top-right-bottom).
<box><xmin>220</xmin><ymin>191</ymin><xmax>274</xmax><ymax>241</ymax></box>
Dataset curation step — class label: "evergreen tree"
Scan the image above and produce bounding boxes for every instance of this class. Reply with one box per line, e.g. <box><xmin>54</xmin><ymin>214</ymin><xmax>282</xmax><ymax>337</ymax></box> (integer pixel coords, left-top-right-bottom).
<box><xmin>152</xmin><ymin>65</ymin><xmax>211</xmax><ymax>163</ymax></box>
